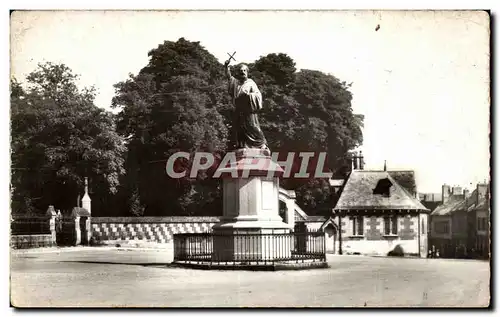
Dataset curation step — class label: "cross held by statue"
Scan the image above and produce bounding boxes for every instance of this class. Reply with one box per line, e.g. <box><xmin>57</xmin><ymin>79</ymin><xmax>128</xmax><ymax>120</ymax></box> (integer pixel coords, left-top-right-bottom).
<box><xmin>227</xmin><ymin>51</ymin><xmax>237</xmax><ymax>63</ymax></box>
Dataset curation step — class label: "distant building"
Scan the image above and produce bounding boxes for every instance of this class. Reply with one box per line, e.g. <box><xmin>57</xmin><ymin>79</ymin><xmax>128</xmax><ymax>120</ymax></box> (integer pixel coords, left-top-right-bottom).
<box><xmin>428</xmin><ymin>183</ymin><xmax>490</xmax><ymax>259</ymax></box>
<box><xmin>467</xmin><ymin>183</ymin><xmax>490</xmax><ymax>258</ymax></box>
<box><xmin>332</xmin><ymin>154</ymin><xmax>430</xmax><ymax>257</ymax></box>
<box><xmin>419</xmin><ymin>192</ymin><xmax>443</xmax><ymax>214</ymax></box>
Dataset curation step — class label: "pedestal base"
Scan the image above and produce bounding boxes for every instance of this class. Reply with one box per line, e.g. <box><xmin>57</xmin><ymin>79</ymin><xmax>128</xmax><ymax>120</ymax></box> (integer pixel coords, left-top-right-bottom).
<box><xmin>213</xmin><ymin>148</ymin><xmax>293</xmax><ymax>262</ymax></box>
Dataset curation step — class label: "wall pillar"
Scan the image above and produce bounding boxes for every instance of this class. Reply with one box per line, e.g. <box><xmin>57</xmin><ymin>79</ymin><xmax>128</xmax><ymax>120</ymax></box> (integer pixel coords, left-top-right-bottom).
<box><xmin>74</xmin><ymin>216</ymin><xmax>81</xmax><ymax>246</ymax></box>
<box><xmin>46</xmin><ymin>205</ymin><xmax>57</xmax><ymax>246</ymax></box>
<box><xmin>285</xmin><ymin>199</ymin><xmax>296</xmax><ymax>230</ymax></box>
<box><xmin>81</xmin><ymin>177</ymin><xmax>91</xmax><ymax>215</ymax></box>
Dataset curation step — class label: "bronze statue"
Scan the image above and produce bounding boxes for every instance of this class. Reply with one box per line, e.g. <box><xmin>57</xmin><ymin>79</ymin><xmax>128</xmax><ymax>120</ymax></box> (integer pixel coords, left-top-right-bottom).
<box><xmin>224</xmin><ymin>53</ymin><xmax>269</xmax><ymax>151</ymax></box>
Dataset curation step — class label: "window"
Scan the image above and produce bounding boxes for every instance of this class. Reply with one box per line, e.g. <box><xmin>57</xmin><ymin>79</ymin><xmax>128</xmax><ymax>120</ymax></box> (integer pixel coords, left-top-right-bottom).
<box><xmin>384</xmin><ymin>216</ymin><xmax>398</xmax><ymax>235</ymax></box>
<box><xmin>421</xmin><ymin>218</ymin><xmax>426</xmax><ymax>235</ymax></box>
<box><xmin>373</xmin><ymin>178</ymin><xmax>393</xmax><ymax>197</ymax></box>
<box><xmin>435</xmin><ymin>221</ymin><xmax>450</xmax><ymax>234</ymax></box>
<box><xmin>478</xmin><ymin>217</ymin><xmax>488</xmax><ymax>231</ymax></box>
<box><xmin>352</xmin><ymin>216</ymin><xmax>364</xmax><ymax>236</ymax></box>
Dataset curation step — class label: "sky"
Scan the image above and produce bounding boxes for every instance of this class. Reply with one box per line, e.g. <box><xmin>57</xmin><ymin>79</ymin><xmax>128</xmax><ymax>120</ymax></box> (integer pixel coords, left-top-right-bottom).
<box><xmin>10</xmin><ymin>10</ymin><xmax>490</xmax><ymax>193</ymax></box>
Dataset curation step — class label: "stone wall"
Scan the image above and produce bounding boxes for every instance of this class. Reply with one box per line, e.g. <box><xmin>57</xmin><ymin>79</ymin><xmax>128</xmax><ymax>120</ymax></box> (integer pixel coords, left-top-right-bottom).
<box><xmin>11</xmin><ymin>234</ymin><xmax>54</xmax><ymax>249</ymax></box>
<box><xmin>91</xmin><ymin>217</ymin><xmax>221</xmax><ymax>244</ymax></box>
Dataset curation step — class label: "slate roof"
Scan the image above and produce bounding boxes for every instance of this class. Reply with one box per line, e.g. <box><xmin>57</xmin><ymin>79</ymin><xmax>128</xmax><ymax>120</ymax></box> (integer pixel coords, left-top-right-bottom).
<box><xmin>431</xmin><ymin>187</ymin><xmax>490</xmax><ymax>216</ymax></box>
<box><xmin>306</xmin><ymin>215</ymin><xmax>327</xmax><ymax>222</ymax></box>
<box><xmin>431</xmin><ymin>196</ymin><xmax>465</xmax><ymax>216</ymax></box>
<box><xmin>421</xmin><ymin>200</ymin><xmax>442</xmax><ymax>213</ymax></box>
<box><xmin>388</xmin><ymin>171</ymin><xmax>418</xmax><ymax>198</ymax></box>
<box><xmin>465</xmin><ymin>188</ymin><xmax>489</xmax><ymax>212</ymax></box>
<box><xmin>334</xmin><ymin>170</ymin><xmax>429</xmax><ymax>211</ymax></box>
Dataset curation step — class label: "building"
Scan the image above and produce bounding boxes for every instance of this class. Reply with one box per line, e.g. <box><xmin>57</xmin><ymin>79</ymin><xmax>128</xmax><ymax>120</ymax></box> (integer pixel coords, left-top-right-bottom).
<box><xmin>429</xmin><ymin>185</ymin><xmax>467</xmax><ymax>257</ymax></box>
<box><xmin>467</xmin><ymin>183</ymin><xmax>490</xmax><ymax>258</ymax></box>
<box><xmin>419</xmin><ymin>192</ymin><xmax>442</xmax><ymax>214</ymax></box>
<box><xmin>332</xmin><ymin>156</ymin><xmax>430</xmax><ymax>257</ymax></box>
<box><xmin>429</xmin><ymin>183</ymin><xmax>490</xmax><ymax>259</ymax></box>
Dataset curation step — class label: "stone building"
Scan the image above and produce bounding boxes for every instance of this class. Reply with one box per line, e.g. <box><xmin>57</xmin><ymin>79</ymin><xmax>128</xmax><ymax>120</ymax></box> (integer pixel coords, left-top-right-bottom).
<box><xmin>467</xmin><ymin>183</ymin><xmax>490</xmax><ymax>258</ymax></box>
<box><xmin>429</xmin><ymin>185</ymin><xmax>466</xmax><ymax>257</ymax></box>
<box><xmin>429</xmin><ymin>183</ymin><xmax>490</xmax><ymax>259</ymax></box>
<box><xmin>332</xmin><ymin>158</ymin><xmax>430</xmax><ymax>257</ymax></box>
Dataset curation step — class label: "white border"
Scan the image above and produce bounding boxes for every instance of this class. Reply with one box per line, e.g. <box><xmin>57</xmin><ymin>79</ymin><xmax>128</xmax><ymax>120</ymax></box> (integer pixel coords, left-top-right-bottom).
<box><xmin>2</xmin><ymin>0</ymin><xmax>496</xmax><ymax>314</ymax></box>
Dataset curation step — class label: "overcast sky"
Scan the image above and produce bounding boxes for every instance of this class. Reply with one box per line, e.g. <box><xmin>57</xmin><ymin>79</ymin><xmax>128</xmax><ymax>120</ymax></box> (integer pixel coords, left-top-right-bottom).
<box><xmin>10</xmin><ymin>10</ymin><xmax>490</xmax><ymax>193</ymax></box>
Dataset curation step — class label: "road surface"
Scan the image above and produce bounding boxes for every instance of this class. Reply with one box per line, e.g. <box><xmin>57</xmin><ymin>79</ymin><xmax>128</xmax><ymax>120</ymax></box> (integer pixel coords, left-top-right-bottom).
<box><xmin>10</xmin><ymin>247</ymin><xmax>490</xmax><ymax>307</ymax></box>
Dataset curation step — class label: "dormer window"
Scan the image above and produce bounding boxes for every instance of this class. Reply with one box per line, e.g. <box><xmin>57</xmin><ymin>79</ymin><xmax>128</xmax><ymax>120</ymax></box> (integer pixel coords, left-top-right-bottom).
<box><xmin>374</xmin><ymin>178</ymin><xmax>393</xmax><ymax>197</ymax></box>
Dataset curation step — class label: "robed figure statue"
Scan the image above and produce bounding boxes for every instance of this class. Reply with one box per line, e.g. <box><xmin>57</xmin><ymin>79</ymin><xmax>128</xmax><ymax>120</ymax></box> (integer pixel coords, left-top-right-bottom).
<box><xmin>224</xmin><ymin>58</ymin><xmax>269</xmax><ymax>151</ymax></box>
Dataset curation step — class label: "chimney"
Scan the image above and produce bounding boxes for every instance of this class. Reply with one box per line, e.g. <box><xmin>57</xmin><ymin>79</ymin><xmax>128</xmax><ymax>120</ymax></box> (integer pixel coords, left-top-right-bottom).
<box><xmin>477</xmin><ymin>183</ymin><xmax>488</xmax><ymax>201</ymax></box>
<box><xmin>359</xmin><ymin>151</ymin><xmax>364</xmax><ymax>170</ymax></box>
<box><xmin>383</xmin><ymin>160</ymin><xmax>387</xmax><ymax>171</ymax></box>
<box><xmin>463</xmin><ymin>189</ymin><xmax>470</xmax><ymax>198</ymax></box>
<box><xmin>442</xmin><ymin>184</ymin><xmax>450</xmax><ymax>204</ymax></box>
<box><xmin>452</xmin><ymin>186</ymin><xmax>462</xmax><ymax>196</ymax></box>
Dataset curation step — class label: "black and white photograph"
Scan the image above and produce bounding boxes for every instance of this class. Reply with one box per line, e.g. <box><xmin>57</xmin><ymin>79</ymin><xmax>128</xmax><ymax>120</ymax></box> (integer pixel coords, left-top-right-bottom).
<box><xmin>8</xmin><ymin>8</ymin><xmax>491</xmax><ymax>308</ymax></box>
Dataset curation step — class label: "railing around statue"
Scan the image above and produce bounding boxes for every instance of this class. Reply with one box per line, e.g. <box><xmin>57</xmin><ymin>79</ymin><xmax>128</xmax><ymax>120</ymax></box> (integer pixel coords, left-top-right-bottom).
<box><xmin>173</xmin><ymin>231</ymin><xmax>326</xmax><ymax>265</ymax></box>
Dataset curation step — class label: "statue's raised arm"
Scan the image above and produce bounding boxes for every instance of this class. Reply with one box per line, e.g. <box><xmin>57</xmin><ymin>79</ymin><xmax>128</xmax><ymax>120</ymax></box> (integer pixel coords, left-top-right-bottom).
<box><xmin>224</xmin><ymin>59</ymin><xmax>232</xmax><ymax>81</ymax></box>
<box><xmin>224</xmin><ymin>54</ymin><xmax>268</xmax><ymax>151</ymax></box>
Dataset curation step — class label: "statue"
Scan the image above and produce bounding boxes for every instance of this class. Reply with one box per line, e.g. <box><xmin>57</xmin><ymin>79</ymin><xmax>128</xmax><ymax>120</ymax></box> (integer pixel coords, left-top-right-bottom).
<box><xmin>224</xmin><ymin>53</ymin><xmax>269</xmax><ymax>151</ymax></box>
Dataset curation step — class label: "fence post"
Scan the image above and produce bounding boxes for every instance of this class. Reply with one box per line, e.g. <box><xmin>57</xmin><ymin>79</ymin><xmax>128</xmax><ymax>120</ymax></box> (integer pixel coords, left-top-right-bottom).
<box><xmin>71</xmin><ymin>208</ymin><xmax>81</xmax><ymax>246</ymax></box>
<box><xmin>46</xmin><ymin>206</ymin><xmax>57</xmax><ymax>246</ymax></box>
<box><xmin>85</xmin><ymin>216</ymin><xmax>91</xmax><ymax>245</ymax></box>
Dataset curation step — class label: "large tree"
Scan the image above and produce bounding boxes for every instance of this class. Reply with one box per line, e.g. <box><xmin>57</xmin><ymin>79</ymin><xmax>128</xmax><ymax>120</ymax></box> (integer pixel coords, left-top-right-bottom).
<box><xmin>248</xmin><ymin>54</ymin><xmax>363</xmax><ymax>215</ymax></box>
<box><xmin>112</xmin><ymin>38</ymin><xmax>363</xmax><ymax>217</ymax></box>
<box><xmin>112</xmin><ymin>38</ymin><xmax>229</xmax><ymax>216</ymax></box>
<box><xmin>11</xmin><ymin>62</ymin><xmax>126</xmax><ymax>215</ymax></box>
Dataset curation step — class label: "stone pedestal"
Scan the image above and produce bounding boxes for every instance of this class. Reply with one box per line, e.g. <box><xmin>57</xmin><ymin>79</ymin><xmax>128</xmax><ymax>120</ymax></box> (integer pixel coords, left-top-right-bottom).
<box><xmin>212</xmin><ymin>148</ymin><xmax>291</xmax><ymax>261</ymax></box>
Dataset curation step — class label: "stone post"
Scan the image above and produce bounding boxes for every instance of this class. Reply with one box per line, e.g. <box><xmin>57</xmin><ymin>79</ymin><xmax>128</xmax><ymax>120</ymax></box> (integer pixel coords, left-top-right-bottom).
<box><xmin>85</xmin><ymin>217</ymin><xmax>91</xmax><ymax>245</ymax></box>
<box><xmin>80</xmin><ymin>177</ymin><xmax>92</xmax><ymax>245</ymax></box>
<box><xmin>46</xmin><ymin>205</ymin><xmax>57</xmax><ymax>246</ymax></box>
<box><xmin>71</xmin><ymin>208</ymin><xmax>81</xmax><ymax>246</ymax></box>
<box><xmin>82</xmin><ymin>177</ymin><xmax>91</xmax><ymax>215</ymax></box>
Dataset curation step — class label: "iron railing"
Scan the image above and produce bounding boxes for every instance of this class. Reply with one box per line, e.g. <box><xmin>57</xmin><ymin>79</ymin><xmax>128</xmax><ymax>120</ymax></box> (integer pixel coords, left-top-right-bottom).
<box><xmin>173</xmin><ymin>231</ymin><xmax>326</xmax><ymax>265</ymax></box>
<box><xmin>10</xmin><ymin>215</ymin><xmax>53</xmax><ymax>249</ymax></box>
<box><xmin>10</xmin><ymin>216</ymin><xmax>51</xmax><ymax>235</ymax></box>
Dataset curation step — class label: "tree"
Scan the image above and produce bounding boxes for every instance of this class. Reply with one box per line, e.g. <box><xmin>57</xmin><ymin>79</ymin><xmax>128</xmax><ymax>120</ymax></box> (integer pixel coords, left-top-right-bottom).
<box><xmin>248</xmin><ymin>55</ymin><xmax>363</xmax><ymax>215</ymax></box>
<box><xmin>112</xmin><ymin>39</ymin><xmax>363</xmax><ymax>217</ymax></box>
<box><xmin>11</xmin><ymin>62</ymin><xmax>126</xmax><ymax>215</ymax></box>
<box><xmin>112</xmin><ymin>38</ymin><xmax>229</xmax><ymax>216</ymax></box>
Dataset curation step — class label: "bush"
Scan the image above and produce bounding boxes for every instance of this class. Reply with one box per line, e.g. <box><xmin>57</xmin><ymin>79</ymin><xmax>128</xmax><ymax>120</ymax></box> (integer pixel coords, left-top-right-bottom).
<box><xmin>387</xmin><ymin>244</ymin><xmax>404</xmax><ymax>257</ymax></box>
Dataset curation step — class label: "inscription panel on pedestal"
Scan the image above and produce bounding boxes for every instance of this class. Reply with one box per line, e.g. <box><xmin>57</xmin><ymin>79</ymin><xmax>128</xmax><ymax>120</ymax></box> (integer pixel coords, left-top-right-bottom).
<box><xmin>261</xmin><ymin>180</ymin><xmax>274</xmax><ymax>210</ymax></box>
<box><xmin>224</xmin><ymin>180</ymin><xmax>238</xmax><ymax>218</ymax></box>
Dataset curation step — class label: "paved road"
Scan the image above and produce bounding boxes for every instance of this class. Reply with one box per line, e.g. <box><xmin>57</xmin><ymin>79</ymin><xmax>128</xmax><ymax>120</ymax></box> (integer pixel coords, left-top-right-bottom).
<box><xmin>10</xmin><ymin>247</ymin><xmax>490</xmax><ymax>307</ymax></box>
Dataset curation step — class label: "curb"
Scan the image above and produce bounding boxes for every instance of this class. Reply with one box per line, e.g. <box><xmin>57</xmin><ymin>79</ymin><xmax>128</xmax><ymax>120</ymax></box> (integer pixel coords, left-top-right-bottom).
<box><xmin>10</xmin><ymin>246</ymin><xmax>170</xmax><ymax>254</ymax></box>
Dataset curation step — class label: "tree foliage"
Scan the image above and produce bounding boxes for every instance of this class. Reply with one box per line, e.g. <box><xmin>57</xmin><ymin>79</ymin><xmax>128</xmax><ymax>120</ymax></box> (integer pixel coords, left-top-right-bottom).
<box><xmin>249</xmin><ymin>55</ymin><xmax>363</xmax><ymax>214</ymax></box>
<box><xmin>112</xmin><ymin>38</ymin><xmax>228</xmax><ymax>216</ymax></box>
<box><xmin>11</xmin><ymin>62</ymin><xmax>126</xmax><ymax>215</ymax></box>
<box><xmin>112</xmin><ymin>38</ymin><xmax>363</xmax><ymax>217</ymax></box>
